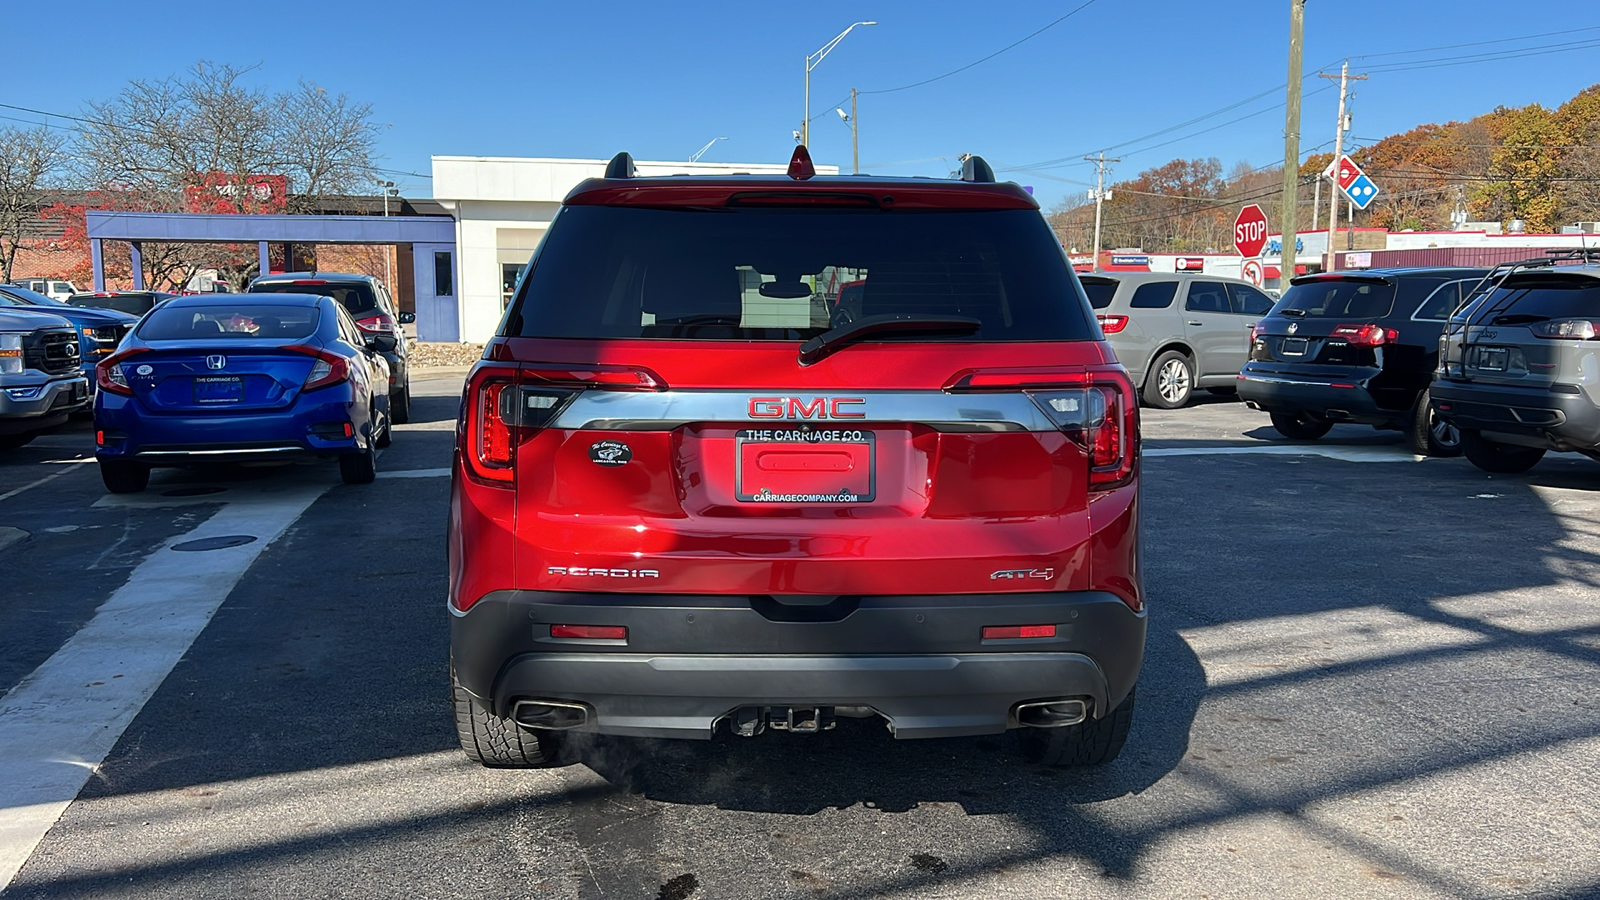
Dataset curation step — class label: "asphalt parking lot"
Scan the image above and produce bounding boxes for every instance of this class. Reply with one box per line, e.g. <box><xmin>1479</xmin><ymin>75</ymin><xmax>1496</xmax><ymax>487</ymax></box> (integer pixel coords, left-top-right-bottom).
<box><xmin>1</xmin><ymin>379</ymin><xmax>1598</xmax><ymax>899</ymax></box>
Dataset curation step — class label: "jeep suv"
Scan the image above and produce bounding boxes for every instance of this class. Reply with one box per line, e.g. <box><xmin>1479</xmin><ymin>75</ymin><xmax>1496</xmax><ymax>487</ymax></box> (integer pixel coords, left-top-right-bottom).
<box><xmin>1433</xmin><ymin>252</ymin><xmax>1600</xmax><ymax>473</ymax></box>
<box><xmin>1239</xmin><ymin>267</ymin><xmax>1490</xmax><ymax>455</ymax></box>
<box><xmin>448</xmin><ymin>150</ymin><xmax>1145</xmax><ymax>767</ymax></box>
<box><xmin>0</xmin><ymin>308</ymin><xmax>89</xmax><ymax>449</ymax></box>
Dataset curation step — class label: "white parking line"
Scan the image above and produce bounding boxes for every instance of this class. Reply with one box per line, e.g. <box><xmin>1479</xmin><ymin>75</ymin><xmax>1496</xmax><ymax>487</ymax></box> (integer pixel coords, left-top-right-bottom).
<box><xmin>376</xmin><ymin>467</ymin><xmax>451</xmax><ymax>479</ymax></box>
<box><xmin>0</xmin><ymin>460</ymin><xmax>93</xmax><ymax>505</ymax></box>
<box><xmin>0</xmin><ymin>482</ymin><xmax>329</xmax><ymax>891</ymax></box>
<box><xmin>1146</xmin><ymin>444</ymin><xmax>1424</xmax><ymax>464</ymax></box>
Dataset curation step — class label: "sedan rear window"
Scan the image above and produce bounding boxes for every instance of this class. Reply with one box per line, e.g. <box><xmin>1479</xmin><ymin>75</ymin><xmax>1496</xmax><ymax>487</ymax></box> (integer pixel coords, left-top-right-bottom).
<box><xmin>509</xmin><ymin>207</ymin><xmax>1097</xmax><ymax>341</ymax></box>
<box><xmin>1276</xmin><ymin>278</ymin><xmax>1396</xmax><ymax>318</ymax></box>
<box><xmin>139</xmin><ymin>305</ymin><xmax>319</xmax><ymax>340</ymax></box>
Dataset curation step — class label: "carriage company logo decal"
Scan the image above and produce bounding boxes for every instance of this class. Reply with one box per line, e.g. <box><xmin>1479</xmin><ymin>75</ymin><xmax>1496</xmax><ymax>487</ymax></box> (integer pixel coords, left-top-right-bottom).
<box><xmin>588</xmin><ymin>440</ymin><xmax>632</xmax><ymax>466</ymax></box>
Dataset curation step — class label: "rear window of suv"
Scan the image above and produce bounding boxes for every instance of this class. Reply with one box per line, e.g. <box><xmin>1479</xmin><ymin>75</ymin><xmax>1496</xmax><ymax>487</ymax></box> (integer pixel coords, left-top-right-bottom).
<box><xmin>1080</xmin><ymin>278</ymin><xmax>1118</xmax><ymax>310</ymax></box>
<box><xmin>1276</xmin><ymin>277</ymin><xmax>1397</xmax><ymax>318</ymax></box>
<box><xmin>1475</xmin><ymin>276</ymin><xmax>1600</xmax><ymax>320</ymax></box>
<box><xmin>253</xmin><ymin>280</ymin><xmax>379</xmax><ymax>316</ymax></box>
<box><xmin>508</xmin><ymin>207</ymin><xmax>1097</xmax><ymax>341</ymax></box>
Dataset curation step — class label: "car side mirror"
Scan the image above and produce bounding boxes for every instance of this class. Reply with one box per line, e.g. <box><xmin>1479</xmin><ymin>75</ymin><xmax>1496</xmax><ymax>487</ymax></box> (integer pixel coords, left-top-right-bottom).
<box><xmin>366</xmin><ymin>333</ymin><xmax>398</xmax><ymax>353</ymax></box>
<box><xmin>397</xmin><ymin>311</ymin><xmax>416</xmax><ymax>325</ymax></box>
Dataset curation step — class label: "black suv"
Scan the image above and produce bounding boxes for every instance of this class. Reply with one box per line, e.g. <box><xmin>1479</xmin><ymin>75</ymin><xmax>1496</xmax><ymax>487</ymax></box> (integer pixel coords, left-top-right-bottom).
<box><xmin>1433</xmin><ymin>251</ymin><xmax>1600</xmax><ymax>473</ymax></box>
<box><xmin>248</xmin><ymin>273</ymin><xmax>416</xmax><ymax>422</ymax></box>
<box><xmin>1239</xmin><ymin>267</ymin><xmax>1490</xmax><ymax>455</ymax></box>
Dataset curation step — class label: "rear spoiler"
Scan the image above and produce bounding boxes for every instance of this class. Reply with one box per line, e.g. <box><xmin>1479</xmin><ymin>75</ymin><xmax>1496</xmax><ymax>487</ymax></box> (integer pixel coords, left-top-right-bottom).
<box><xmin>1288</xmin><ymin>273</ymin><xmax>1393</xmax><ymax>286</ymax></box>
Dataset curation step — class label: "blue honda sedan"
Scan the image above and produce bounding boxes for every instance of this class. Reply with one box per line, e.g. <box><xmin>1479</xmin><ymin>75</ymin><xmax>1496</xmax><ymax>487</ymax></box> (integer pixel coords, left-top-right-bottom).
<box><xmin>92</xmin><ymin>294</ymin><xmax>392</xmax><ymax>493</ymax></box>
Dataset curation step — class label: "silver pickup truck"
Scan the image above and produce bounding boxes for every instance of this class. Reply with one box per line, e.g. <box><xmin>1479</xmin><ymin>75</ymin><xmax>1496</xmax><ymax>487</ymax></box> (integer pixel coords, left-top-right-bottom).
<box><xmin>0</xmin><ymin>308</ymin><xmax>89</xmax><ymax>450</ymax></box>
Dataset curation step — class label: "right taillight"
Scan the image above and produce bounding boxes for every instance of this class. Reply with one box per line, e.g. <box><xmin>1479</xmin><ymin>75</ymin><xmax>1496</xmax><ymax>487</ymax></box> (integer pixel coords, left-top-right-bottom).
<box><xmin>1530</xmin><ymin>319</ymin><xmax>1600</xmax><ymax>340</ymax></box>
<box><xmin>1028</xmin><ymin>370</ymin><xmax>1139</xmax><ymax>490</ymax></box>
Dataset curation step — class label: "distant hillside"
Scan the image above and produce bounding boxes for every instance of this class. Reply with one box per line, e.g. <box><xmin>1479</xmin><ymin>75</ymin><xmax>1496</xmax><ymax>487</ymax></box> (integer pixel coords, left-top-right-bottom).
<box><xmin>1049</xmin><ymin>84</ymin><xmax>1600</xmax><ymax>253</ymax></box>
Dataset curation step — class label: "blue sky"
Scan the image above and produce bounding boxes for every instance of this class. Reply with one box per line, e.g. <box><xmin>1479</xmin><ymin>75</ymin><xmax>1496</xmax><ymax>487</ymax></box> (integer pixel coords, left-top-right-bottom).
<box><xmin>4</xmin><ymin>1</ymin><xmax>1598</xmax><ymax>210</ymax></box>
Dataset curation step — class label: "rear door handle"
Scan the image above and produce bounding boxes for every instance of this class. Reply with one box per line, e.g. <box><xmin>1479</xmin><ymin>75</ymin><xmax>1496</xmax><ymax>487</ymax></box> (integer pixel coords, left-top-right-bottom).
<box><xmin>1187</xmin><ymin>320</ymin><xmax>1202</xmax><ymax>327</ymax></box>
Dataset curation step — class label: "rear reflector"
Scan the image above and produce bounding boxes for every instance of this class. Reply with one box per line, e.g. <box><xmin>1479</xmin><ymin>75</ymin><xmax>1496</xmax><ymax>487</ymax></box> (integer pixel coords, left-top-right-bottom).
<box><xmin>549</xmin><ymin>624</ymin><xmax>627</xmax><ymax>641</ymax></box>
<box><xmin>982</xmin><ymin>624</ymin><xmax>1057</xmax><ymax>640</ymax></box>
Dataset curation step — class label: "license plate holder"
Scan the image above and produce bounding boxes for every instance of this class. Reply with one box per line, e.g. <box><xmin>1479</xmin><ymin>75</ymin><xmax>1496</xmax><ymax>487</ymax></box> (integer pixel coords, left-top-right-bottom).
<box><xmin>1477</xmin><ymin>347</ymin><xmax>1508</xmax><ymax>372</ymax></box>
<box><xmin>193</xmin><ymin>376</ymin><xmax>243</xmax><ymax>403</ymax></box>
<box><xmin>1280</xmin><ymin>337</ymin><xmax>1308</xmax><ymax>357</ymax></box>
<box><xmin>736</xmin><ymin>429</ymin><xmax>874</xmax><ymax>503</ymax></box>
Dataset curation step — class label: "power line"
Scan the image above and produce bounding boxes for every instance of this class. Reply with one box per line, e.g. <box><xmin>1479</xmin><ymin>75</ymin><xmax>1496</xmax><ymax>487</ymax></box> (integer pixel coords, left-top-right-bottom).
<box><xmin>1363</xmin><ymin>37</ymin><xmax>1600</xmax><ymax>74</ymax></box>
<box><xmin>861</xmin><ymin>1</ymin><xmax>1101</xmax><ymax>97</ymax></box>
<box><xmin>1354</xmin><ymin>23</ymin><xmax>1600</xmax><ymax>60</ymax></box>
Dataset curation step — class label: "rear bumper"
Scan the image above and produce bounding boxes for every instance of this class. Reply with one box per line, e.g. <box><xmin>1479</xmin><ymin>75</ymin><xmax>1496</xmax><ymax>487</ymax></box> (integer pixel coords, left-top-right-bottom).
<box><xmin>94</xmin><ymin>390</ymin><xmax>367</xmax><ymax>463</ymax></box>
<box><xmin>1238</xmin><ymin>365</ymin><xmax>1395</xmax><ymax>424</ymax></box>
<box><xmin>451</xmin><ymin>589</ymin><xmax>1146</xmax><ymax>740</ymax></box>
<box><xmin>1432</xmin><ymin>380</ymin><xmax>1600</xmax><ymax>449</ymax></box>
<box><xmin>0</xmin><ymin>376</ymin><xmax>89</xmax><ymax>434</ymax></box>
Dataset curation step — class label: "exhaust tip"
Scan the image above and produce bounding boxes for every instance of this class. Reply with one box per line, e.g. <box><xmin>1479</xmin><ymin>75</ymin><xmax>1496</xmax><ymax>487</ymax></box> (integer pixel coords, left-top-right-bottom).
<box><xmin>1015</xmin><ymin>698</ymin><xmax>1089</xmax><ymax>728</ymax></box>
<box><xmin>511</xmin><ymin>699</ymin><xmax>590</xmax><ymax>730</ymax></box>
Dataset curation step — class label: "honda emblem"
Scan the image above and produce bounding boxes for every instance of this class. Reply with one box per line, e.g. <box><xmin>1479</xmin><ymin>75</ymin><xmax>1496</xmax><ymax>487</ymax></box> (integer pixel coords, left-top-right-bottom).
<box><xmin>206</xmin><ymin>355</ymin><xmax>227</xmax><ymax>370</ymax></box>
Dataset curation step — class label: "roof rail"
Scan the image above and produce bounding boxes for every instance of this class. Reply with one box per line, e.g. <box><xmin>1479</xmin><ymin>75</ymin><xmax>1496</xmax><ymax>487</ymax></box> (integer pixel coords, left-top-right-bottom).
<box><xmin>959</xmin><ymin>154</ymin><xmax>996</xmax><ymax>184</ymax></box>
<box><xmin>605</xmin><ymin>152</ymin><xmax>637</xmax><ymax>179</ymax></box>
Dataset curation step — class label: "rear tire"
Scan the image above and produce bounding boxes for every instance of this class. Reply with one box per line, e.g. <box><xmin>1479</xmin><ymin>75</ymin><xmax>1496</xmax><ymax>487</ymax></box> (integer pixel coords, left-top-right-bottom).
<box><xmin>339</xmin><ymin>440</ymin><xmax>376</xmax><ymax>485</ymax></box>
<box><xmin>374</xmin><ymin>405</ymin><xmax>393</xmax><ymax>449</ymax></box>
<box><xmin>1142</xmin><ymin>351</ymin><xmax>1195</xmax><ymax>409</ymax></box>
<box><xmin>1270</xmin><ymin>410</ymin><xmax>1333</xmax><ymax>440</ymax></box>
<box><xmin>99</xmin><ymin>460</ymin><xmax>150</xmax><ymax>494</ymax></box>
<box><xmin>1407</xmin><ymin>388</ymin><xmax>1462</xmax><ymax>457</ymax></box>
<box><xmin>452</xmin><ymin>668</ymin><xmax>563</xmax><ymax>767</ymax></box>
<box><xmin>1461</xmin><ymin>429</ymin><xmax>1545</xmax><ymax>474</ymax></box>
<box><xmin>1018</xmin><ymin>686</ymin><xmax>1135</xmax><ymax>767</ymax></box>
<box><xmin>0</xmin><ymin>433</ymin><xmax>35</xmax><ymax>451</ymax></box>
<box><xmin>391</xmin><ymin>385</ymin><xmax>410</xmax><ymax>425</ymax></box>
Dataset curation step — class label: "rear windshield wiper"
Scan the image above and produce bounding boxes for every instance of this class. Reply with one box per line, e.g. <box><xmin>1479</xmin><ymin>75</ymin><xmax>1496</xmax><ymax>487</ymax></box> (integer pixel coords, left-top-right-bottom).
<box><xmin>1278</xmin><ymin>308</ymin><xmax>1308</xmax><ymax>318</ymax></box>
<box><xmin>798</xmin><ymin>314</ymin><xmax>982</xmax><ymax>366</ymax></box>
<box><xmin>1489</xmin><ymin>313</ymin><xmax>1550</xmax><ymax>325</ymax></box>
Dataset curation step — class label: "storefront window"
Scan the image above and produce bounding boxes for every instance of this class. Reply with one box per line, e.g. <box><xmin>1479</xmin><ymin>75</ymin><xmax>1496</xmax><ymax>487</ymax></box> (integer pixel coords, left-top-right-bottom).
<box><xmin>502</xmin><ymin>263</ymin><xmax>527</xmax><ymax>310</ymax></box>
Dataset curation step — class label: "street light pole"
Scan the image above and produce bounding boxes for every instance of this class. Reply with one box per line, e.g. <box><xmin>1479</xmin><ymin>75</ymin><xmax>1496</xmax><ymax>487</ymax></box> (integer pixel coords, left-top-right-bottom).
<box><xmin>803</xmin><ymin>21</ymin><xmax>876</xmax><ymax>146</ymax></box>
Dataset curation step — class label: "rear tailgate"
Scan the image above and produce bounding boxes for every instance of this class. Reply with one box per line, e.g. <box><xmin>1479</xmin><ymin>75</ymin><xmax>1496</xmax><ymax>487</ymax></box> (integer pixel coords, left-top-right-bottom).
<box><xmin>494</xmin><ymin>340</ymin><xmax>1122</xmax><ymax>597</ymax></box>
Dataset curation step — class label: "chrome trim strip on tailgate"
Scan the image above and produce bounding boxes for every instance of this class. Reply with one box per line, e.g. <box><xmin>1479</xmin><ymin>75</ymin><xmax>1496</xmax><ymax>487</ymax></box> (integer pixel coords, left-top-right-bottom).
<box><xmin>550</xmin><ymin>391</ymin><xmax>1059</xmax><ymax>433</ymax></box>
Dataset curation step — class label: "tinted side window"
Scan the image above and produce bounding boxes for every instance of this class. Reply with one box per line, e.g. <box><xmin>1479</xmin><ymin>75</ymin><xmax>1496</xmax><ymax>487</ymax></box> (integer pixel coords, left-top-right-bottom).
<box><xmin>1414</xmin><ymin>281</ymin><xmax>1465</xmax><ymax>321</ymax></box>
<box><xmin>1227</xmin><ymin>283</ymin><xmax>1274</xmax><ymax>315</ymax></box>
<box><xmin>1129</xmin><ymin>281</ymin><xmax>1177</xmax><ymax>309</ymax></box>
<box><xmin>1393</xmin><ymin>276</ymin><xmax>1450</xmax><ymax>320</ymax></box>
<box><xmin>1184</xmin><ymin>282</ymin><xmax>1229</xmax><ymax>313</ymax></box>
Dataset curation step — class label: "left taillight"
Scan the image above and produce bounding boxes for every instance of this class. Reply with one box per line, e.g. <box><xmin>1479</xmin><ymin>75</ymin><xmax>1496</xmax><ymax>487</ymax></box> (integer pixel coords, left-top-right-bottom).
<box><xmin>461</xmin><ymin>364</ymin><xmax>578</xmax><ymax>486</ymax></box>
<box><xmin>1096</xmin><ymin>314</ymin><xmax>1129</xmax><ymax>334</ymax></box>
<box><xmin>95</xmin><ymin>348</ymin><xmax>146</xmax><ymax>396</ymax></box>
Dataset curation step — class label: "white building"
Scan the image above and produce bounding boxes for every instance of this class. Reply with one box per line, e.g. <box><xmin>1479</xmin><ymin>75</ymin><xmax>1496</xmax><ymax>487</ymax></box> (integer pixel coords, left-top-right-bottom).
<box><xmin>432</xmin><ymin>155</ymin><xmax>839</xmax><ymax>343</ymax></box>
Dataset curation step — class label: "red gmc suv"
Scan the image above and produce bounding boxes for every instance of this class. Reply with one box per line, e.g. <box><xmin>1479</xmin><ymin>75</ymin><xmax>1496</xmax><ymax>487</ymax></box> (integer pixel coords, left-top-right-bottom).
<box><xmin>448</xmin><ymin>150</ymin><xmax>1145</xmax><ymax>768</ymax></box>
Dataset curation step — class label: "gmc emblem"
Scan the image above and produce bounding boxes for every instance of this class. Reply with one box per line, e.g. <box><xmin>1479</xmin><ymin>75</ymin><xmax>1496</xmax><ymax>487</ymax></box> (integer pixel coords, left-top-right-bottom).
<box><xmin>748</xmin><ymin>397</ymin><xmax>866</xmax><ymax>419</ymax></box>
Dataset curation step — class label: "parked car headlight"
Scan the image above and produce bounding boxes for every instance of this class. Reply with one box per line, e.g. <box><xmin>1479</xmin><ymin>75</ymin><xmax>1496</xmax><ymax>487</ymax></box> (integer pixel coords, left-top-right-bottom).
<box><xmin>0</xmin><ymin>333</ymin><xmax>23</xmax><ymax>375</ymax></box>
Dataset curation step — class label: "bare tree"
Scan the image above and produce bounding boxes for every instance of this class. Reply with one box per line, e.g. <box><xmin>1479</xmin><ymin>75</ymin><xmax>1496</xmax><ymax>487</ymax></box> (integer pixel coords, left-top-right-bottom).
<box><xmin>70</xmin><ymin>62</ymin><xmax>379</xmax><ymax>288</ymax></box>
<box><xmin>0</xmin><ymin>126</ymin><xmax>66</xmax><ymax>283</ymax></box>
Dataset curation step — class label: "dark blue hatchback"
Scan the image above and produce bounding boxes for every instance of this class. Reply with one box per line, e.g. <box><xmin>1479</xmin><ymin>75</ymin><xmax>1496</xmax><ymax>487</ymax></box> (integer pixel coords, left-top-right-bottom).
<box><xmin>92</xmin><ymin>293</ymin><xmax>392</xmax><ymax>493</ymax></box>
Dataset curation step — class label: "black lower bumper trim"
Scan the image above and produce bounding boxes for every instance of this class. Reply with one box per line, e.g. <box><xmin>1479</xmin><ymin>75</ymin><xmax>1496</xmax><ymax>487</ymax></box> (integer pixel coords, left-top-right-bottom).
<box><xmin>451</xmin><ymin>589</ymin><xmax>1146</xmax><ymax>740</ymax></box>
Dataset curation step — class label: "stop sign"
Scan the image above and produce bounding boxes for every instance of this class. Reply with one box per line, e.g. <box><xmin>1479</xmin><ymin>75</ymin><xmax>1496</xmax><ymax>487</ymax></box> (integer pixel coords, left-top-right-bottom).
<box><xmin>1233</xmin><ymin>204</ymin><xmax>1269</xmax><ymax>258</ymax></box>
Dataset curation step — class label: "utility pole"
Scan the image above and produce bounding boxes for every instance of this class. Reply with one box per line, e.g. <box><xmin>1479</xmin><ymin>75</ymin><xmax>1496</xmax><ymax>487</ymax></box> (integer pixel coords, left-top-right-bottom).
<box><xmin>1086</xmin><ymin>152</ymin><xmax>1119</xmax><ymax>271</ymax></box>
<box><xmin>1278</xmin><ymin>0</ymin><xmax>1306</xmax><ymax>290</ymax></box>
<box><xmin>1319</xmin><ymin>60</ymin><xmax>1367</xmax><ymax>271</ymax></box>
<box><xmin>851</xmin><ymin>88</ymin><xmax>859</xmax><ymax>175</ymax></box>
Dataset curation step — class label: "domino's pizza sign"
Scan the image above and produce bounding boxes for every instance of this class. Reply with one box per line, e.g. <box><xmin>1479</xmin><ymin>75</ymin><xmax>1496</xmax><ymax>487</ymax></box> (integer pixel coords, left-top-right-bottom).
<box><xmin>1344</xmin><ymin>172</ymin><xmax>1380</xmax><ymax>210</ymax></box>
